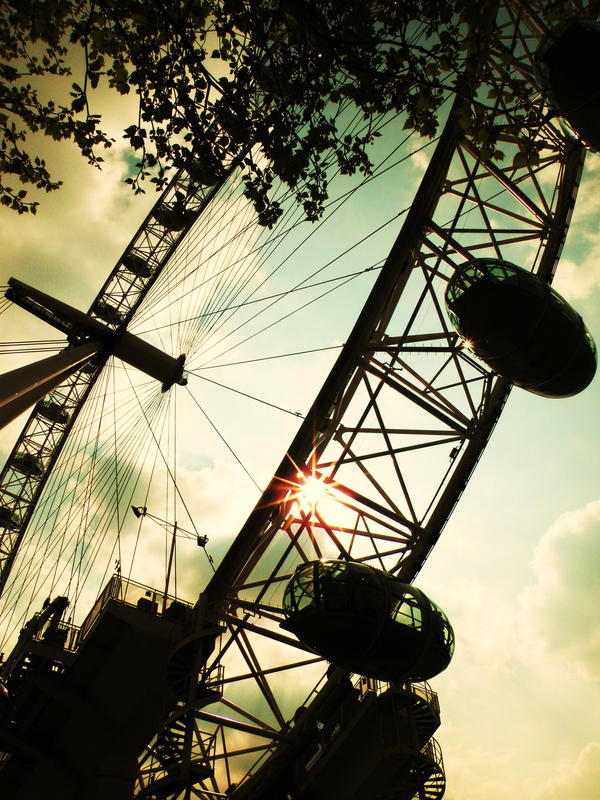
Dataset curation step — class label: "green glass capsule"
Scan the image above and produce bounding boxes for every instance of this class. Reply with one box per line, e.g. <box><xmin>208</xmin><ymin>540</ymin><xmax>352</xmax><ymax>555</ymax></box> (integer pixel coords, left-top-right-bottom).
<box><xmin>445</xmin><ymin>258</ymin><xmax>597</xmax><ymax>397</ymax></box>
<box><xmin>535</xmin><ymin>18</ymin><xmax>600</xmax><ymax>150</ymax></box>
<box><xmin>282</xmin><ymin>560</ymin><xmax>454</xmax><ymax>682</ymax></box>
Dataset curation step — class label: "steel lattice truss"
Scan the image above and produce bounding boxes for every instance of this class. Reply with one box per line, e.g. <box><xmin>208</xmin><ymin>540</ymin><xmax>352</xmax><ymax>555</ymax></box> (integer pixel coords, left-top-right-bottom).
<box><xmin>0</xmin><ymin>1</ymin><xmax>590</xmax><ymax>798</ymax></box>
<box><xmin>133</xmin><ymin>5</ymin><xmax>587</xmax><ymax>797</ymax></box>
<box><xmin>0</xmin><ymin>160</ymin><xmax>239</xmax><ymax>594</ymax></box>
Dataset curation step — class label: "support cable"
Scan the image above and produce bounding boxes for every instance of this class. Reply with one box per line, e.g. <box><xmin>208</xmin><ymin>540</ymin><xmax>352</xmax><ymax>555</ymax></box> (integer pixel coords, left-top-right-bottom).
<box><xmin>185</xmin><ymin>386</ymin><xmax>262</xmax><ymax>492</ymax></box>
<box><xmin>186</xmin><ymin>372</ymin><xmax>304</xmax><ymax>419</ymax></box>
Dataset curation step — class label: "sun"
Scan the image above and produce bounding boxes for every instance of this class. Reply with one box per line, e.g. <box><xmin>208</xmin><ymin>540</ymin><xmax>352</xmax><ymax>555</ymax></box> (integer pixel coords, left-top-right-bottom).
<box><xmin>293</xmin><ymin>472</ymin><xmax>332</xmax><ymax>516</ymax></box>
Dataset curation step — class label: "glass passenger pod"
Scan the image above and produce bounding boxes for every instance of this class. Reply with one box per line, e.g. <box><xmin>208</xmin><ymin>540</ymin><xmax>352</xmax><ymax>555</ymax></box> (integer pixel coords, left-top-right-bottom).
<box><xmin>37</xmin><ymin>399</ymin><xmax>70</xmax><ymax>425</ymax></box>
<box><xmin>0</xmin><ymin>505</ymin><xmax>19</xmax><ymax>530</ymax></box>
<box><xmin>10</xmin><ymin>452</ymin><xmax>43</xmax><ymax>477</ymax></box>
<box><xmin>122</xmin><ymin>253</ymin><xmax>153</xmax><ymax>279</ymax></box>
<box><xmin>186</xmin><ymin>157</ymin><xmax>226</xmax><ymax>187</ymax></box>
<box><xmin>93</xmin><ymin>299</ymin><xmax>125</xmax><ymax>327</ymax></box>
<box><xmin>535</xmin><ymin>18</ymin><xmax>600</xmax><ymax>151</ymax></box>
<box><xmin>444</xmin><ymin>258</ymin><xmax>597</xmax><ymax>397</ymax></box>
<box><xmin>154</xmin><ymin>204</ymin><xmax>200</xmax><ymax>231</ymax></box>
<box><xmin>281</xmin><ymin>560</ymin><xmax>454</xmax><ymax>682</ymax></box>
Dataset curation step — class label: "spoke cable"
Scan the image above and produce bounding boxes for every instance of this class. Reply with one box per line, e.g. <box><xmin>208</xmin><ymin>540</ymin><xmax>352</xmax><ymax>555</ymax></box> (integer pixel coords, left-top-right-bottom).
<box><xmin>185</xmin><ymin>386</ymin><xmax>262</xmax><ymax>492</ymax></box>
<box><xmin>186</xmin><ymin>371</ymin><xmax>304</xmax><ymax>419</ymax></box>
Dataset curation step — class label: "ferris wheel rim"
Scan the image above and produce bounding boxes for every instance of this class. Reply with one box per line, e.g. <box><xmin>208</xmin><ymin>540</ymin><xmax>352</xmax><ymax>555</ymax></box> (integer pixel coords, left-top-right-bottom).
<box><xmin>0</xmin><ymin>3</ymin><xmax>593</xmax><ymax>797</ymax></box>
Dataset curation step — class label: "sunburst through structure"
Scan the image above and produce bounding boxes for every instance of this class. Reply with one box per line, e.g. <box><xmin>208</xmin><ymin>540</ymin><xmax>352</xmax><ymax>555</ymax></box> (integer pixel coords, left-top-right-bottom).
<box><xmin>0</xmin><ymin>3</ymin><xmax>597</xmax><ymax>798</ymax></box>
<box><xmin>287</xmin><ymin>470</ymin><xmax>339</xmax><ymax>517</ymax></box>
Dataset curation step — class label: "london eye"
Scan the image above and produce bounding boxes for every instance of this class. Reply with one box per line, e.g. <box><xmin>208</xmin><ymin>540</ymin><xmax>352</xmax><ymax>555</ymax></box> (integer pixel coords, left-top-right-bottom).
<box><xmin>0</xmin><ymin>4</ymin><xmax>598</xmax><ymax>798</ymax></box>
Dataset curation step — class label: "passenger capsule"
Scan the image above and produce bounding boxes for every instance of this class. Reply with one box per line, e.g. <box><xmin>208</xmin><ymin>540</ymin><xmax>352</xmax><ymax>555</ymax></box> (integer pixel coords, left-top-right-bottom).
<box><xmin>154</xmin><ymin>204</ymin><xmax>199</xmax><ymax>231</ymax></box>
<box><xmin>0</xmin><ymin>505</ymin><xmax>19</xmax><ymax>530</ymax></box>
<box><xmin>10</xmin><ymin>452</ymin><xmax>43</xmax><ymax>477</ymax></box>
<box><xmin>93</xmin><ymin>300</ymin><xmax>125</xmax><ymax>326</ymax></box>
<box><xmin>122</xmin><ymin>253</ymin><xmax>153</xmax><ymax>278</ymax></box>
<box><xmin>535</xmin><ymin>18</ymin><xmax>600</xmax><ymax>150</ymax></box>
<box><xmin>281</xmin><ymin>560</ymin><xmax>454</xmax><ymax>682</ymax></box>
<box><xmin>445</xmin><ymin>258</ymin><xmax>597</xmax><ymax>397</ymax></box>
<box><xmin>37</xmin><ymin>400</ymin><xmax>70</xmax><ymax>425</ymax></box>
<box><xmin>186</xmin><ymin>158</ymin><xmax>225</xmax><ymax>186</ymax></box>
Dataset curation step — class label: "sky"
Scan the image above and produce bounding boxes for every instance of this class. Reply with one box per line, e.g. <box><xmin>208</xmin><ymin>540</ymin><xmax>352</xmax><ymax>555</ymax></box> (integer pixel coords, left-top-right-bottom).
<box><xmin>0</xmin><ymin>41</ymin><xmax>599</xmax><ymax>800</ymax></box>
<box><xmin>425</xmin><ymin>153</ymin><xmax>600</xmax><ymax>798</ymax></box>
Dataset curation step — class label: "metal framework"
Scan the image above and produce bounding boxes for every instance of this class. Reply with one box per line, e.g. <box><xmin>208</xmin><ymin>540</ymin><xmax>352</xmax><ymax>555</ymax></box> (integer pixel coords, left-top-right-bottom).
<box><xmin>0</xmin><ymin>2</ymin><xmax>591</xmax><ymax>799</ymax></box>
<box><xmin>0</xmin><ymin>159</ymin><xmax>238</xmax><ymax>595</ymax></box>
<box><xmin>134</xmin><ymin>4</ymin><xmax>587</xmax><ymax>798</ymax></box>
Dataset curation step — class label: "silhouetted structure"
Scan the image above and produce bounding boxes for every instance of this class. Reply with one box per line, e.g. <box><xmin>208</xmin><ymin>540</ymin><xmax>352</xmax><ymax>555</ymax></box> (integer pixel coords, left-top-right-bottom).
<box><xmin>536</xmin><ymin>18</ymin><xmax>600</xmax><ymax>150</ymax></box>
<box><xmin>282</xmin><ymin>561</ymin><xmax>454</xmax><ymax>682</ymax></box>
<box><xmin>445</xmin><ymin>258</ymin><xmax>597</xmax><ymax>397</ymax></box>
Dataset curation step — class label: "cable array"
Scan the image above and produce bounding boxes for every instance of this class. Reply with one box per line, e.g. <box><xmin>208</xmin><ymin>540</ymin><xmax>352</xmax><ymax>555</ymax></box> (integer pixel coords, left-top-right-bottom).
<box><xmin>0</xmin><ymin>100</ymin><xmax>448</xmax><ymax>647</ymax></box>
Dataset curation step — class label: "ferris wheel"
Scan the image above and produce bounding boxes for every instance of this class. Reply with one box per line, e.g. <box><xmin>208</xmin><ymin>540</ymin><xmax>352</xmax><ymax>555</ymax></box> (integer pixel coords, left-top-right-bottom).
<box><xmin>0</xmin><ymin>3</ymin><xmax>596</xmax><ymax>799</ymax></box>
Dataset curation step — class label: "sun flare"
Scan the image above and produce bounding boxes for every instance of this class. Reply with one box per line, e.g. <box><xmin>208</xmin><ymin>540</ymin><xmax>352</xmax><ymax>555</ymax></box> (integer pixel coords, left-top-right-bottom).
<box><xmin>294</xmin><ymin>472</ymin><xmax>331</xmax><ymax>515</ymax></box>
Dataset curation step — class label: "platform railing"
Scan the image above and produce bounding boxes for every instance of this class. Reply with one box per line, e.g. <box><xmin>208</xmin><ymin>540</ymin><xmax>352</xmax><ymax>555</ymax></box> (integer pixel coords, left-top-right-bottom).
<box><xmin>31</xmin><ymin>617</ymin><xmax>80</xmax><ymax>652</ymax></box>
<box><xmin>409</xmin><ymin>680</ymin><xmax>440</xmax><ymax>716</ymax></box>
<box><xmin>79</xmin><ymin>574</ymin><xmax>193</xmax><ymax>644</ymax></box>
<box><xmin>355</xmin><ymin>674</ymin><xmax>440</xmax><ymax>714</ymax></box>
<box><xmin>421</xmin><ymin>736</ymin><xmax>445</xmax><ymax>772</ymax></box>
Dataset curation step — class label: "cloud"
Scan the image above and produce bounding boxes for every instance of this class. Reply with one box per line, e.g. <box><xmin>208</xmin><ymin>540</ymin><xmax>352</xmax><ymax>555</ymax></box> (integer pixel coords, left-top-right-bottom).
<box><xmin>165</xmin><ymin>458</ymin><xmax>261</xmax><ymax>542</ymax></box>
<box><xmin>435</xmin><ymin>577</ymin><xmax>516</xmax><ymax>677</ymax></box>
<box><xmin>410</xmin><ymin>147</ymin><xmax>430</xmax><ymax>172</ymax></box>
<box><xmin>0</xmin><ymin>136</ymin><xmax>155</xmax><ymax>314</ymax></box>
<box><xmin>533</xmin><ymin>742</ymin><xmax>600</xmax><ymax>800</ymax></box>
<box><xmin>553</xmin><ymin>157</ymin><xmax>600</xmax><ymax>301</ymax></box>
<box><xmin>571</xmin><ymin>156</ymin><xmax>600</xmax><ymax>222</ymax></box>
<box><xmin>441</xmin><ymin>732</ymin><xmax>520</xmax><ymax>800</ymax></box>
<box><xmin>519</xmin><ymin>499</ymin><xmax>600</xmax><ymax>681</ymax></box>
<box><xmin>552</xmin><ymin>254</ymin><xmax>600</xmax><ymax>302</ymax></box>
<box><xmin>443</xmin><ymin>739</ymin><xmax>600</xmax><ymax>800</ymax></box>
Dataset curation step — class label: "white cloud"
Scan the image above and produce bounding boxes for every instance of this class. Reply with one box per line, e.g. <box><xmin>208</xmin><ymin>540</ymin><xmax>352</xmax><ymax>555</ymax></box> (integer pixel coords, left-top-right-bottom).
<box><xmin>435</xmin><ymin>578</ymin><xmax>516</xmax><ymax>677</ymax></box>
<box><xmin>552</xmin><ymin>254</ymin><xmax>600</xmax><ymax>302</ymax></box>
<box><xmin>169</xmin><ymin>459</ymin><xmax>261</xmax><ymax>538</ymax></box>
<box><xmin>0</xmin><ymin>138</ymin><xmax>155</xmax><ymax>312</ymax></box>
<box><xmin>519</xmin><ymin>499</ymin><xmax>600</xmax><ymax>681</ymax></box>
<box><xmin>554</xmin><ymin>156</ymin><xmax>600</xmax><ymax>301</ymax></box>
<box><xmin>533</xmin><ymin>742</ymin><xmax>600</xmax><ymax>800</ymax></box>
<box><xmin>440</xmin><ymin>726</ymin><xmax>523</xmax><ymax>800</ymax></box>
<box><xmin>410</xmin><ymin>148</ymin><xmax>430</xmax><ymax>172</ymax></box>
<box><xmin>572</xmin><ymin>156</ymin><xmax>600</xmax><ymax>222</ymax></box>
<box><xmin>443</xmin><ymin>761</ymin><xmax>513</xmax><ymax>800</ymax></box>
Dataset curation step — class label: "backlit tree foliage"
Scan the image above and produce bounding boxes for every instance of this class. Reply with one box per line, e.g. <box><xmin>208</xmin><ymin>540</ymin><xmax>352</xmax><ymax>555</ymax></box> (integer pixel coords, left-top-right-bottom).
<box><xmin>0</xmin><ymin>0</ymin><xmax>592</xmax><ymax>224</ymax></box>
